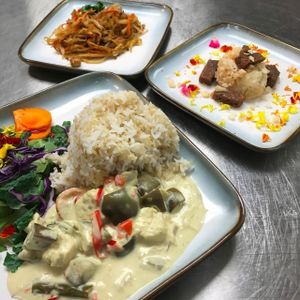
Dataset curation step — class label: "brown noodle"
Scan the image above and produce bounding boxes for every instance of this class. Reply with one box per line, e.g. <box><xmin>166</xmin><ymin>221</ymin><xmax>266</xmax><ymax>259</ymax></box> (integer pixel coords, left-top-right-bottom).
<box><xmin>46</xmin><ymin>4</ymin><xmax>145</xmax><ymax>67</ymax></box>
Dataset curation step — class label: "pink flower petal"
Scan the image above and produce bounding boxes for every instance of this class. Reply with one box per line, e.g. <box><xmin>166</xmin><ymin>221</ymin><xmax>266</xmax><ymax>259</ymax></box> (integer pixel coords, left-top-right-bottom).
<box><xmin>180</xmin><ymin>84</ymin><xmax>191</xmax><ymax>97</ymax></box>
<box><xmin>209</xmin><ymin>38</ymin><xmax>220</xmax><ymax>48</ymax></box>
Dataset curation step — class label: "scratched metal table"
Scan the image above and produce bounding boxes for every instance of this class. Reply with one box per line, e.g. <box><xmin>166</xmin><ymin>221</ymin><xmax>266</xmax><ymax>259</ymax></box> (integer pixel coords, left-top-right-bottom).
<box><xmin>1</xmin><ymin>0</ymin><xmax>299</xmax><ymax>299</ymax></box>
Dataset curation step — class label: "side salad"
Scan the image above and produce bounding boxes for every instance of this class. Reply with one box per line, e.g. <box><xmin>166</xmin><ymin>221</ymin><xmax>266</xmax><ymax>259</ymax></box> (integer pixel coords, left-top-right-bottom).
<box><xmin>0</xmin><ymin>107</ymin><xmax>69</xmax><ymax>272</ymax></box>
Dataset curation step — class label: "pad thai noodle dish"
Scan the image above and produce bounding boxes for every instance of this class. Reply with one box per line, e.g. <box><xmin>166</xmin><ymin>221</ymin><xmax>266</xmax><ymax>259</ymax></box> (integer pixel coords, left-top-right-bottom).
<box><xmin>0</xmin><ymin>91</ymin><xmax>206</xmax><ymax>300</ymax></box>
<box><xmin>46</xmin><ymin>2</ymin><xmax>145</xmax><ymax>67</ymax></box>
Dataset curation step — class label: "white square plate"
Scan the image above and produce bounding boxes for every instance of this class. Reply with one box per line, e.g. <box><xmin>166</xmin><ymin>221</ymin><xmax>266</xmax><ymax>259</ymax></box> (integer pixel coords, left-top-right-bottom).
<box><xmin>145</xmin><ymin>23</ymin><xmax>300</xmax><ymax>151</ymax></box>
<box><xmin>18</xmin><ymin>0</ymin><xmax>173</xmax><ymax>76</ymax></box>
<box><xmin>0</xmin><ymin>72</ymin><xmax>244</xmax><ymax>299</ymax></box>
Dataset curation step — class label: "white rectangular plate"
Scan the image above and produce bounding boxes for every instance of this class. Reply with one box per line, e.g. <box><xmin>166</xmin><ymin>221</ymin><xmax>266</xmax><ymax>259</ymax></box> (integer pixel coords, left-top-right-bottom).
<box><xmin>145</xmin><ymin>23</ymin><xmax>300</xmax><ymax>151</ymax></box>
<box><xmin>0</xmin><ymin>72</ymin><xmax>244</xmax><ymax>299</ymax></box>
<box><xmin>18</xmin><ymin>0</ymin><xmax>173</xmax><ymax>76</ymax></box>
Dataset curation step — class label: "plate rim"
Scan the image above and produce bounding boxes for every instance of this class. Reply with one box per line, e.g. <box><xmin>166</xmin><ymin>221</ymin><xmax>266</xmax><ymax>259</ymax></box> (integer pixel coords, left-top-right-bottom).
<box><xmin>17</xmin><ymin>0</ymin><xmax>173</xmax><ymax>78</ymax></box>
<box><xmin>0</xmin><ymin>71</ymin><xmax>245</xmax><ymax>299</ymax></box>
<box><xmin>144</xmin><ymin>21</ymin><xmax>300</xmax><ymax>152</ymax></box>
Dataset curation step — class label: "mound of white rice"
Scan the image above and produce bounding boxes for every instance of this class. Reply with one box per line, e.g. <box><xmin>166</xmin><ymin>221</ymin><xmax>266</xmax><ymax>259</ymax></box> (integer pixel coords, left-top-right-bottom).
<box><xmin>50</xmin><ymin>91</ymin><xmax>189</xmax><ymax>190</ymax></box>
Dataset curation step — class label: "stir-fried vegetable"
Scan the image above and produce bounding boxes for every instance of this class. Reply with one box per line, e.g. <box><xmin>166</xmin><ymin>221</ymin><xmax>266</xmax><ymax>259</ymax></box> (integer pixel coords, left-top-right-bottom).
<box><xmin>32</xmin><ymin>282</ymin><xmax>93</xmax><ymax>298</ymax></box>
<box><xmin>81</xmin><ymin>1</ymin><xmax>105</xmax><ymax>13</ymax></box>
<box><xmin>102</xmin><ymin>187</ymin><xmax>139</xmax><ymax>225</ymax></box>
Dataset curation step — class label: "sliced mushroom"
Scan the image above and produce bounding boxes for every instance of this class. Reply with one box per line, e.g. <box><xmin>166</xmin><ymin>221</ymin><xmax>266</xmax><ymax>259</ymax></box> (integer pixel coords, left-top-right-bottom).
<box><xmin>166</xmin><ymin>188</ymin><xmax>185</xmax><ymax>212</ymax></box>
<box><xmin>101</xmin><ymin>187</ymin><xmax>139</xmax><ymax>225</ymax></box>
<box><xmin>137</xmin><ymin>174</ymin><xmax>160</xmax><ymax>196</ymax></box>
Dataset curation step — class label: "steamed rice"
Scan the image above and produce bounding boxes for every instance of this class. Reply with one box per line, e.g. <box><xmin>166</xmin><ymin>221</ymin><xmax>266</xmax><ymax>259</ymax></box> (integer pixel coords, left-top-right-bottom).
<box><xmin>50</xmin><ymin>91</ymin><xmax>189</xmax><ymax>191</ymax></box>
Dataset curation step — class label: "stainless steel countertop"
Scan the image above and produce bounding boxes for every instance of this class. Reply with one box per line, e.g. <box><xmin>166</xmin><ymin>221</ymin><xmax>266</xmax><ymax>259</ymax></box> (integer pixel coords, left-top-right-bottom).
<box><xmin>1</xmin><ymin>0</ymin><xmax>299</xmax><ymax>299</ymax></box>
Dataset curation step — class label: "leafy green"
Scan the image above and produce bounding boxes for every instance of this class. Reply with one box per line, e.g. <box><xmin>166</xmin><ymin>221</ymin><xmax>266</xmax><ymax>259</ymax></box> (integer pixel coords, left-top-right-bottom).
<box><xmin>34</xmin><ymin>158</ymin><xmax>56</xmax><ymax>177</ymax></box>
<box><xmin>4</xmin><ymin>253</ymin><xmax>23</xmax><ymax>272</ymax></box>
<box><xmin>0</xmin><ymin>244</ymin><xmax>6</xmax><ymax>252</ymax></box>
<box><xmin>14</xmin><ymin>206</ymin><xmax>36</xmax><ymax>232</ymax></box>
<box><xmin>28</xmin><ymin>124</ymin><xmax>69</xmax><ymax>152</ymax></box>
<box><xmin>0</xmin><ymin>172</ymin><xmax>44</xmax><ymax>209</ymax></box>
<box><xmin>0</xmin><ymin>207</ymin><xmax>27</xmax><ymax>232</ymax></box>
<box><xmin>82</xmin><ymin>1</ymin><xmax>104</xmax><ymax>13</ymax></box>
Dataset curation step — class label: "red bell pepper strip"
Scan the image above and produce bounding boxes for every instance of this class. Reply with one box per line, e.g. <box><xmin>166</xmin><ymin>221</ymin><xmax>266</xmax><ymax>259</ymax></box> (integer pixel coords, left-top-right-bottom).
<box><xmin>92</xmin><ymin>209</ymin><xmax>103</xmax><ymax>258</ymax></box>
<box><xmin>107</xmin><ymin>239</ymin><xmax>117</xmax><ymax>246</ymax></box>
<box><xmin>0</xmin><ymin>134</ymin><xmax>21</xmax><ymax>147</ymax></box>
<box><xmin>118</xmin><ymin>219</ymin><xmax>133</xmax><ymax>236</ymax></box>
<box><xmin>0</xmin><ymin>224</ymin><xmax>16</xmax><ymax>238</ymax></box>
<box><xmin>96</xmin><ymin>186</ymin><xmax>104</xmax><ymax>206</ymax></box>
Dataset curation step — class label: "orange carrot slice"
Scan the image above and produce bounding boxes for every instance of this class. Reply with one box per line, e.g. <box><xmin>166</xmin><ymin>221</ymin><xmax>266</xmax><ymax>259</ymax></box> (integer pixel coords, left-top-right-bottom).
<box><xmin>13</xmin><ymin>108</ymin><xmax>52</xmax><ymax>140</ymax></box>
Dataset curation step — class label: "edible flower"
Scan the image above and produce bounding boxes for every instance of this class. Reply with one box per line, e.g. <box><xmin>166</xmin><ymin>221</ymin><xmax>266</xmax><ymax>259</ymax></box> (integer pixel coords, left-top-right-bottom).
<box><xmin>200</xmin><ymin>104</ymin><xmax>214</xmax><ymax>112</ymax></box>
<box><xmin>0</xmin><ymin>143</ymin><xmax>15</xmax><ymax>160</ymax></box>
<box><xmin>255</xmin><ymin>111</ymin><xmax>266</xmax><ymax>128</ymax></box>
<box><xmin>256</xmin><ymin>48</ymin><xmax>268</xmax><ymax>58</ymax></box>
<box><xmin>287</xmin><ymin>105</ymin><xmax>298</xmax><ymax>114</ymax></box>
<box><xmin>262</xmin><ymin>133</ymin><xmax>271</xmax><ymax>143</ymax></box>
<box><xmin>290</xmin><ymin>92</ymin><xmax>300</xmax><ymax>104</ymax></box>
<box><xmin>209</xmin><ymin>38</ymin><xmax>220</xmax><ymax>48</ymax></box>
<box><xmin>1</xmin><ymin>125</ymin><xmax>16</xmax><ymax>137</ymax></box>
<box><xmin>180</xmin><ymin>83</ymin><xmax>199</xmax><ymax>97</ymax></box>
<box><xmin>189</xmin><ymin>54</ymin><xmax>205</xmax><ymax>65</ymax></box>
<box><xmin>287</xmin><ymin>65</ymin><xmax>298</xmax><ymax>74</ymax></box>
<box><xmin>220</xmin><ymin>45</ymin><xmax>232</xmax><ymax>52</ymax></box>
<box><xmin>284</xmin><ymin>85</ymin><xmax>292</xmax><ymax>92</ymax></box>
<box><xmin>217</xmin><ymin>120</ymin><xmax>226</xmax><ymax>127</ymax></box>
<box><xmin>219</xmin><ymin>103</ymin><xmax>231</xmax><ymax>110</ymax></box>
<box><xmin>292</xmin><ymin>74</ymin><xmax>300</xmax><ymax>84</ymax></box>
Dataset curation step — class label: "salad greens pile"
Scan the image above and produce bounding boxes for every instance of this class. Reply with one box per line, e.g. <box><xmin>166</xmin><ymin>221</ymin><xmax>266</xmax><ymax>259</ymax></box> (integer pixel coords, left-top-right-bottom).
<box><xmin>0</xmin><ymin>122</ymin><xmax>70</xmax><ymax>272</ymax></box>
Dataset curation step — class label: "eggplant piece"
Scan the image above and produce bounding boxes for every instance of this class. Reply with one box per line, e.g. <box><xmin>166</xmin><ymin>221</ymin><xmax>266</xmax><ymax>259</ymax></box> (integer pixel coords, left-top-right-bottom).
<box><xmin>114</xmin><ymin>237</ymin><xmax>135</xmax><ymax>257</ymax></box>
<box><xmin>140</xmin><ymin>188</ymin><xmax>168</xmax><ymax>212</ymax></box>
<box><xmin>102</xmin><ymin>187</ymin><xmax>139</xmax><ymax>225</ymax></box>
<box><xmin>24</xmin><ymin>223</ymin><xmax>57</xmax><ymax>251</ymax></box>
<box><xmin>32</xmin><ymin>282</ymin><xmax>93</xmax><ymax>298</ymax></box>
<box><xmin>137</xmin><ymin>174</ymin><xmax>160</xmax><ymax>196</ymax></box>
<box><xmin>65</xmin><ymin>257</ymin><xmax>98</xmax><ymax>286</ymax></box>
<box><xmin>120</xmin><ymin>170</ymin><xmax>138</xmax><ymax>186</ymax></box>
<box><xmin>166</xmin><ymin>188</ymin><xmax>185</xmax><ymax>212</ymax></box>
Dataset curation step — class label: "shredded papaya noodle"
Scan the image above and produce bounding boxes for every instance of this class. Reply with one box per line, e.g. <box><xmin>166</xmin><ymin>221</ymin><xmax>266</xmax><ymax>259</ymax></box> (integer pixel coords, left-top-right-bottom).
<box><xmin>45</xmin><ymin>3</ymin><xmax>145</xmax><ymax>67</ymax></box>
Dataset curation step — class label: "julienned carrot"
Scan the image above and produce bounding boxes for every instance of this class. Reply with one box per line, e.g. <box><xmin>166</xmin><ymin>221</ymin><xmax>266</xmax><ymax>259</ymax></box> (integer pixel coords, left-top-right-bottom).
<box><xmin>13</xmin><ymin>108</ymin><xmax>52</xmax><ymax>140</ymax></box>
<box><xmin>126</xmin><ymin>14</ymin><xmax>135</xmax><ymax>36</ymax></box>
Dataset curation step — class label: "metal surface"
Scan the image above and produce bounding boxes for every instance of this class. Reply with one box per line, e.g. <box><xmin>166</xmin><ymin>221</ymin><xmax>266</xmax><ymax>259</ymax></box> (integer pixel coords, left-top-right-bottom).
<box><xmin>0</xmin><ymin>0</ymin><xmax>299</xmax><ymax>299</ymax></box>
